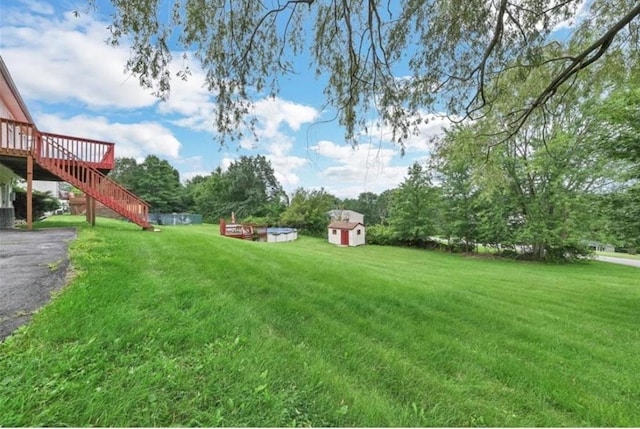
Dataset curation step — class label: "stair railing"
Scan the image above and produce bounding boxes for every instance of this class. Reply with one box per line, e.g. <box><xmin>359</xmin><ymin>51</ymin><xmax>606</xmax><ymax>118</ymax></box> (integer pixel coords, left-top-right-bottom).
<box><xmin>37</xmin><ymin>133</ymin><xmax>151</xmax><ymax>229</ymax></box>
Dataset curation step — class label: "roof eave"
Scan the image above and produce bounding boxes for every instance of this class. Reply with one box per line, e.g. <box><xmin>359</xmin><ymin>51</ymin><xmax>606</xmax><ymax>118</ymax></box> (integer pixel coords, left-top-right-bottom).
<box><xmin>0</xmin><ymin>55</ymin><xmax>35</xmax><ymax>124</ymax></box>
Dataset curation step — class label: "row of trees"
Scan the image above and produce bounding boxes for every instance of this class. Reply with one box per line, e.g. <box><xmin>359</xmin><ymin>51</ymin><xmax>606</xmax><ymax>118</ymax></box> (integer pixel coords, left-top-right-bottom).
<box><xmin>109</xmin><ymin>154</ymin><xmax>291</xmax><ymax>222</ymax></box>
<box><xmin>108</xmin><ymin>139</ymin><xmax>636</xmax><ymax>262</ymax></box>
<box><xmin>372</xmin><ymin>65</ymin><xmax>640</xmax><ymax>259</ymax></box>
<box><xmin>107</xmin><ymin>64</ymin><xmax>638</xmax><ymax>260</ymax></box>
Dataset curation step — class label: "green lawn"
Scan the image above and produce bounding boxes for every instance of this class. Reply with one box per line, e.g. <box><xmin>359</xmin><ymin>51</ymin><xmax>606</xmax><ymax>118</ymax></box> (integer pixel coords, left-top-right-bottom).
<box><xmin>1</xmin><ymin>216</ymin><xmax>639</xmax><ymax>427</ymax></box>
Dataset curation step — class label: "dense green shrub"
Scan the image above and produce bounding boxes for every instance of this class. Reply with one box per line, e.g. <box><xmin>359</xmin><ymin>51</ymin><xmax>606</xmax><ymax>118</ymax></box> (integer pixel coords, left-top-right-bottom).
<box><xmin>366</xmin><ymin>224</ymin><xmax>396</xmax><ymax>245</ymax></box>
<box><xmin>13</xmin><ymin>188</ymin><xmax>60</xmax><ymax>220</ymax></box>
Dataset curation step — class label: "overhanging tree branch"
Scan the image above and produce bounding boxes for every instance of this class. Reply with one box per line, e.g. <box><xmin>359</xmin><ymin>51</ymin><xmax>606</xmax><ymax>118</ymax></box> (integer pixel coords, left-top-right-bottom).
<box><xmin>503</xmin><ymin>1</ymin><xmax>640</xmax><ymax>140</ymax></box>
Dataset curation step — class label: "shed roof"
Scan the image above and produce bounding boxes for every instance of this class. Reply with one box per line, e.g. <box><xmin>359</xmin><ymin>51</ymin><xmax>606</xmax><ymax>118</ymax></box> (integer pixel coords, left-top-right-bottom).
<box><xmin>328</xmin><ymin>221</ymin><xmax>364</xmax><ymax>230</ymax></box>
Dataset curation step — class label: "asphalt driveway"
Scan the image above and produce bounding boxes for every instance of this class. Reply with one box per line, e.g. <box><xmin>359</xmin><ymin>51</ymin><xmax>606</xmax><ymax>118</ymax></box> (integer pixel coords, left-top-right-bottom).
<box><xmin>0</xmin><ymin>228</ymin><xmax>76</xmax><ymax>342</ymax></box>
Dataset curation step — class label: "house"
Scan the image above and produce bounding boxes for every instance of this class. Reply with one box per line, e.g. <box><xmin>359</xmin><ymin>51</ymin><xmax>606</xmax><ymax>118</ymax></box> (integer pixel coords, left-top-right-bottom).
<box><xmin>0</xmin><ymin>163</ymin><xmax>18</xmax><ymax>228</ymax></box>
<box><xmin>0</xmin><ymin>55</ymin><xmax>151</xmax><ymax>230</ymax></box>
<box><xmin>327</xmin><ymin>210</ymin><xmax>366</xmax><ymax>246</ymax></box>
<box><xmin>32</xmin><ymin>180</ymin><xmax>62</xmax><ymax>199</ymax></box>
<box><xmin>586</xmin><ymin>241</ymin><xmax>616</xmax><ymax>253</ymax></box>
<box><xmin>327</xmin><ymin>209</ymin><xmax>364</xmax><ymax>224</ymax></box>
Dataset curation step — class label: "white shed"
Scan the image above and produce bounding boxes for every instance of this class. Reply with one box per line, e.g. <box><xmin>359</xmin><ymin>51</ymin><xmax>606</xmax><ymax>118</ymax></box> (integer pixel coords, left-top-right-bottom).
<box><xmin>328</xmin><ymin>221</ymin><xmax>366</xmax><ymax>247</ymax></box>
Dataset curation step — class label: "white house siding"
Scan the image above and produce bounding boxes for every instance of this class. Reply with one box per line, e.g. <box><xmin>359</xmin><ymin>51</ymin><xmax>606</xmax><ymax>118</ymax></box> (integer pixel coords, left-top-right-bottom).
<box><xmin>0</xmin><ymin>165</ymin><xmax>16</xmax><ymax>227</ymax></box>
<box><xmin>0</xmin><ymin>86</ymin><xmax>14</xmax><ymax>226</ymax></box>
<box><xmin>0</xmin><ymin>183</ymin><xmax>11</xmax><ymax>207</ymax></box>
<box><xmin>0</xmin><ymin>163</ymin><xmax>16</xmax><ymax>228</ymax></box>
<box><xmin>1</xmin><ymin>96</ymin><xmax>14</xmax><ymax>153</ymax></box>
<box><xmin>327</xmin><ymin>209</ymin><xmax>364</xmax><ymax>224</ymax></box>
<box><xmin>1</xmin><ymin>69</ymin><xmax>19</xmax><ymax>150</ymax></box>
<box><xmin>1</xmin><ymin>60</ymin><xmax>22</xmax><ymax>227</ymax></box>
<box><xmin>0</xmin><ymin>92</ymin><xmax>18</xmax><ymax>226</ymax></box>
<box><xmin>0</xmin><ymin>163</ymin><xmax>17</xmax><ymax>204</ymax></box>
<box><xmin>328</xmin><ymin>228</ymin><xmax>342</xmax><ymax>245</ymax></box>
<box><xmin>349</xmin><ymin>226</ymin><xmax>366</xmax><ymax>246</ymax></box>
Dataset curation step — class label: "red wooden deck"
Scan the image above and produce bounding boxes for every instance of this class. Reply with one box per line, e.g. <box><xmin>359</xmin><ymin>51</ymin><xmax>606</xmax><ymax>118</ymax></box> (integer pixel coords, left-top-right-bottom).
<box><xmin>0</xmin><ymin>117</ymin><xmax>151</xmax><ymax>229</ymax></box>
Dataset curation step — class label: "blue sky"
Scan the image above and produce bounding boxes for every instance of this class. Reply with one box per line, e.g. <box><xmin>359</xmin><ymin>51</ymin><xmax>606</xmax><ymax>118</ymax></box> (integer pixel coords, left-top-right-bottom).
<box><xmin>0</xmin><ymin>0</ymin><xmax>585</xmax><ymax>198</ymax></box>
<box><xmin>1</xmin><ymin>0</ymin><xmax>454</xmax><ymax>198</ymax></box>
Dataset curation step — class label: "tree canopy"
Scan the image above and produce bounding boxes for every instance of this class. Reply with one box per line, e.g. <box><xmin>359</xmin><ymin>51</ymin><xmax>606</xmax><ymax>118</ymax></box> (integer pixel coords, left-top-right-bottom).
<box><xmin>93</xmin><ymin>0</ymin><xmax>639</xmax><ymax>148</ymax></box>
<box><xmin>280</xmin><ymin>187</ymin><xmax>339</xmax><ymax>234</ymax></box>
<box><xmin>191</xmin><ymin>155</ymin><xmax>287</xmax><ymax>223</ymax></box>
<box><xmin>109</xmin><ymin>155</ymin><xmax>184</xmax><ymax>213</ymax></box>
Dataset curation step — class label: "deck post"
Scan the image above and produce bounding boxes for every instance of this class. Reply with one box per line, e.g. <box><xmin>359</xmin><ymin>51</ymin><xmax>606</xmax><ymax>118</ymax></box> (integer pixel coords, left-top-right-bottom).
<box><xmin>85</xmin><ymin>193</ymin><xmax>92</xmax><ymax>225</ymax></box>
<box><xmin>26</xmin><ymin>154</ymin><xmax>33</xmax><ymax>230</ymax></box>
<box><xmin>90</xmin><ymin>197</ymin><xmax>96</xmax><ymax>226</ymax></box>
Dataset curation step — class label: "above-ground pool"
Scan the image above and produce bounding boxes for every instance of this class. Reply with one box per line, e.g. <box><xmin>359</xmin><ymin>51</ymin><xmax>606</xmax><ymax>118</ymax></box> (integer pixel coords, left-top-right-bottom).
<box><xmin>267</xmin><ymin>227</ymin><xmax>298</xmax><ymax>243</ymax></box>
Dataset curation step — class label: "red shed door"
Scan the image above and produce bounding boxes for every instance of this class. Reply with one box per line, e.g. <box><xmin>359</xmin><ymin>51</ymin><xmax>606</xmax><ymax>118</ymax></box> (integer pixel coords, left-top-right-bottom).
<box><xmin>340</xmin><ymin>229</ymin><xmax>349</xmax><ymax>245</ymax></box>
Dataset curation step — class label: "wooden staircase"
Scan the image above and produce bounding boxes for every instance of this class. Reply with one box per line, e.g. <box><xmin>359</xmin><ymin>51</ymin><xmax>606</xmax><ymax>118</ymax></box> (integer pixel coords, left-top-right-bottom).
<box><xmin>1</xmin><ymin>117</ymin><xmax>152</xmax><ymax>229</ymax></box>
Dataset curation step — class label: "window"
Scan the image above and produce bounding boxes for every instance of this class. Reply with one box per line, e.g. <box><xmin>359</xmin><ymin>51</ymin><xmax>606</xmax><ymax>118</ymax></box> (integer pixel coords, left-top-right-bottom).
<box><xmin>357</xmin><ymin>229</ymin><xmax>361</xmax><ymax>235</ymax></box>
<box><xmin>332</xmin><ymin>229</ymin><xmax>337</xmax><ymax>235</ymax></box>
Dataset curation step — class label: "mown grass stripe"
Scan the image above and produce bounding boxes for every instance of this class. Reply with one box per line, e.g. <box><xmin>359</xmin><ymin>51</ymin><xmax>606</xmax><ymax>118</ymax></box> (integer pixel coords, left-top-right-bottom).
<box><xmin>0</xmin><ymin>216</ymin><xmax>638</xmax><ymax>426</ymax></box>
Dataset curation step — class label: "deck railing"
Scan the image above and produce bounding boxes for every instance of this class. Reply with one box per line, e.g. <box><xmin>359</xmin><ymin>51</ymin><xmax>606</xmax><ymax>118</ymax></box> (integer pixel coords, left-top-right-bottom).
<box><xmin>0</xmin><ymin>117</ymin><xmax>115</xmax><ymax>169</ymax></box>
<box><xmin>38</xmin><ymin>131</ymin><xmax>115</xmax><ymax>169</ymax></box>
<box><xmin>0</xmin><ymin>116</ymin><xmax>151</xmax><ymax>229</ymax></box>
<box><xmin>0</xmin><ymin>118</ymin><xmax>37</xmax><ymax>156</ymax></box>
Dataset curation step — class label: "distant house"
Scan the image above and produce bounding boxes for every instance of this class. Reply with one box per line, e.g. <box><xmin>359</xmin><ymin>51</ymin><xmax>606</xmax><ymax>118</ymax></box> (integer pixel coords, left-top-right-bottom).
<box><xmin>327</xmin><ymin>209</ymin><xmax>364</xmax><ymax>224</ymax></box>
<box><xmin>327</xmin><ymin>210</ymin><xmax>365</xmax><ymax>246</ymax></box>
<box><xmin>587</xmin><ymin>241</ymin><xmax>615</xmax><ymax>253</ymax></box>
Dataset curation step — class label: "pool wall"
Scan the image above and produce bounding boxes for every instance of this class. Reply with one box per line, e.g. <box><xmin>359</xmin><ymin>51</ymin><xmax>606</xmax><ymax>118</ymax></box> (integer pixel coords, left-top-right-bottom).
<box><xmin>267</xmin><ymin>228</ymin><xmax>298</xmax><ymax>243</ymax></box>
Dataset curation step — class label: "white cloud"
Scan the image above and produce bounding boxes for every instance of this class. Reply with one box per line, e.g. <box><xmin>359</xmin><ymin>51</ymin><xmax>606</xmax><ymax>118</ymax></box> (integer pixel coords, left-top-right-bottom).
<box><xmin>172</xmin><ymin>156</ymin><xmax>211</xmax><ymax>182</ymax></box>
<box><xmin>19</xmin><ymin>0</ymin><xmax>54</xmax><ymax>15</ymax></box>
<box><xmin>552</xmin><ymin>0</ymin><xmax>590</xmax><ymax>31</ymax></box>
<box><xmin>222</xmin><ymin>98</ymin><xmax>320</xmax><ymax>192</ymax></box>
<box><xmin>0</xmin><ymin>8</ymin><xmax>157</xmax><ymax>109</ymax></box>
<box><xmin>173</xmin><ymin>155</ymin><xmax>205</xmax><ymax>169</ymax></box>
<box><xmin>322</xmin><ymin>184</ymin><xmax>380</xmax><ymax>200</ymax></box>
<box><xmin>219</xmin><ymin>157</ymin><xmax>234</xmax><ymax>172</ymax></box>
<box><xmin>252</xmin><ymin>97</ymin><xmax>318</xmax><ymax>134</ymax></box>
<box><xmin>233</xmin><ymin>97</ymin><xmax>319</xmax><ymax>152</ymax></box>
<box><xmin>217</xmin><ymin>151</ymin><xmax>308</xmax><ymax>192</ymax></box>
<box><xmin>158</xmin><ymin>56</ymin><xmax>219</xmax><ymax>133</ymax></box>
<box><xmin>266</xmin><ymin>155</ymin><xmax>308</xmax><ymax>189</ymax></box>
<box><xmin>363</xmin><ymin>113</ymin><xmax>452</xmax><ymax>153</ymax></box>
<box><xmin>36</xmin><ymin>114</ymin><xmax>182</xmax><ymax>159</ymax></box>
<box><xmin>181</xmin><ymin>170</ymin><xmax>211</xmax><ymax>183</ymax></box>
<box><xmin>310</xmin><ymin>140</ymin><xmax>408</xmax><ymax>196</ymax></box>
